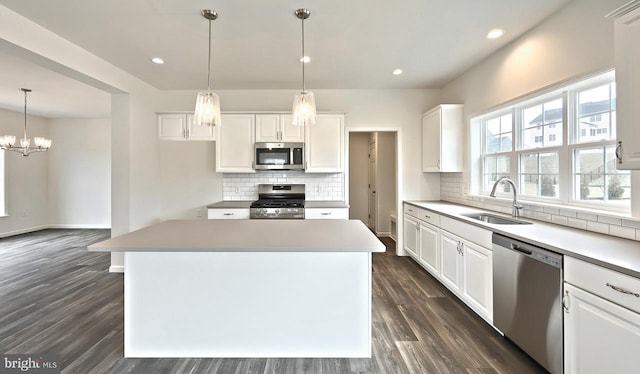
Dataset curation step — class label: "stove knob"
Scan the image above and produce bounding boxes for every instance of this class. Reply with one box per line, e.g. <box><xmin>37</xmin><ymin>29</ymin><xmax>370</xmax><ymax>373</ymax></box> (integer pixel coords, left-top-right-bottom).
<box><xmin>260</xmin><ymin>208</ymin><xmax>267</xmax><ymax>215</ymax></box>
<box><xmin>275</xmin><ymin>208</ymin><xmax>281</xmax><ymax>214</ymax></box>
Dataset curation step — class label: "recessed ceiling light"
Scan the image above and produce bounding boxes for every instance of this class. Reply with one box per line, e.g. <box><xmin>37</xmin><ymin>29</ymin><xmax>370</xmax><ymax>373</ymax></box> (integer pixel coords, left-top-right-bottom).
<box><xmin>392</xmin><ymin>69</ymin><xmax>403</xmax><ymax>75</ymax></box>
<box><xmin>300</xmin><ymin>56</ymin><xmax>311</xmax><ymax>63</ymax></box>
<box><xmin>487</xmin><ymin>29</ymin><xmax>504</xmax><ymax>40</ymax></box>
<box><xmin>150</xmin><ymin>57</ymin><xmax>165</xmax><ymax>64</ymax></box>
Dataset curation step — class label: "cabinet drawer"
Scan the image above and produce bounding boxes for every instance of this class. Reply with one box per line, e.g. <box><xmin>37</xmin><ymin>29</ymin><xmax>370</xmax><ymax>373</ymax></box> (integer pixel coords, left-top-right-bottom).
<box><xmin>305</xmin><ymin>208</ymin><xmax>348</xmax><ymax>219</ymax></box>
<box><xmin>565</xmin><ymin>256</ymin><xmax>640</xmax><ymax>314</ymax></box>
<box><xmin>403</xmin><ymin>204</ymin><xmax>440</xmax><ymax>226</ymax></box>
<box><xmin>207</xmin><ymin>209</ymin><xmax>250</xmax><ymax>219</ymax></box>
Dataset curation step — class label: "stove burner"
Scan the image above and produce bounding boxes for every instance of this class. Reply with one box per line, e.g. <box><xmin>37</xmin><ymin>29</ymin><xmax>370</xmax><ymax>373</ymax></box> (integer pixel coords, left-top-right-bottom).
<box><xmin>250</xmin><ymin>199</ymin><xmax>305</xmax><ymax>209</ymax></box>
<box><xmin>250</xmin><ymin>184</ymin><xmax>306</xmax><ymax>219</ymax></box>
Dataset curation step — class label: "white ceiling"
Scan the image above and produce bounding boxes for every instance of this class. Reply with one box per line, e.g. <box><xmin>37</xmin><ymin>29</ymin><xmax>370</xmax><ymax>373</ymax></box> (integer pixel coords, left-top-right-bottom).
<box><xmin>0</xmin><ymin>0</ymin><xmax>575</xmax><ymax>117</ymax></box>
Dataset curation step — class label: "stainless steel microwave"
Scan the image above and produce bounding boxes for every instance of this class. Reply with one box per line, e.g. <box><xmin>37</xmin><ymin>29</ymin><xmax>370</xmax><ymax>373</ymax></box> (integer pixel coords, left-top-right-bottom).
<box><xmin>254</xmin><ymin>142</ymin><xmax>304</xmax><ymax>170</ymax></box>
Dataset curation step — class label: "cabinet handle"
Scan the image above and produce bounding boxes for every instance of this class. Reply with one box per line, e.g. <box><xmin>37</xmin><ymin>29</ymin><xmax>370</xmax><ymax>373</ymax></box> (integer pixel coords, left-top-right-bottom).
<box><xmin>606</xmin><ymin>283</ymin><xmax>640</xmax><ymax>297</ymax></box>
<box><xmin>460</xmin><ymin>242</ymin><xmax>464</xmax><ymax>256</ymax></box>
<box><xmin>408</xmin><ymin>208</ymin><xmax>414</xmax><ymax>213</ymax></box>
<box><xmin>615</xmin><ymin>141</ymin><xmax>622</xmax><ymax>164</ymax></box>
<box><xmin>424</xmin><ymin>214</ymin><xmax>430</xmax><ymax>219</ymax></box>
<box><xmin>321</xmin><ymin>212</ymin><xmax>331</xmax><ymax>216</ymax></box>
<box><xmin>456</xmin><ymin>241</ymin><xmax>461</xmax><ymax>255</ymax></box>
<box><xmin>223</xmin><ymin>213</ymin><xmax>234</xmax><ymax>216</ymax></box>
<box><xmin>563</xmin><ymin>290</ymin><xmax>570</xmax><ymax>313</ymax></box>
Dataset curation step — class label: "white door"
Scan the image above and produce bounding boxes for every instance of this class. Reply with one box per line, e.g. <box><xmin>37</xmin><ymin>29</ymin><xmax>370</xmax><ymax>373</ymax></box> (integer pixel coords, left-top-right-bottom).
<box><xmin>158</xmin><ymin>114</ymin><xmax>186</xmax><ymax>140</ymax></box>
<box><xmin>403</xmin><ymin>214</ymin><xmax>419</xmax><ymax>258</ymax></box>
<box><xmin>368</xmin><ymin>137</ymin><xmax>377</xmax><ymax>230</ymax></box>
<box><xmin>186</xmin><ymin>114</ymin><xmax>216</xmax><ymax>140</ymax></box>
<box><xmin>418</xmin><ymin>222</ymin><xmax>439</xmax><ymax>277</ymax></box>
<box><xmin>462</xmin><ymin>241</ymin><xmax>493</xmax><ymax>321</ymax></box>
<box><xmin>279</xmin><ymin>114</ymin><xmax>305</xmax><ymax>143</ymax></box>
<box><xmin>255</xmin><ymin>114</ymin><xmax>280</xmax><ymax>142</ymax></box>
<box><xmin>306</xmin><ymin>114</ymin><xmax>344</xmax><ymax>172</ymax></box>
<box><xmin>421</xmin><ymin>109</ymin><xmax>441</xmax><ymax>172</ymax></box>
<box><xmin>564</xmin><ymin>283</ymin><xmax>640</xmax><ymax>374</ymax></box>
<box><xmin>216</xmin><ymin>114</ymin><xmax>255</xmax><ymax>173</ymax></box>
<box><xmin>440</xmin><ymin>231</ymin><xmax>461</xmax><ymax>295</ymax></box>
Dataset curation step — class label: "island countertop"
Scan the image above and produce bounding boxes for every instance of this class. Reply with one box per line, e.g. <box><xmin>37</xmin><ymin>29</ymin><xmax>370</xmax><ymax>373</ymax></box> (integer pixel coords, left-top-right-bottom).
<box><xmin>88</xmin><ymin>219</ymin><xmax>385</xmax><ymax>253</ymax></box>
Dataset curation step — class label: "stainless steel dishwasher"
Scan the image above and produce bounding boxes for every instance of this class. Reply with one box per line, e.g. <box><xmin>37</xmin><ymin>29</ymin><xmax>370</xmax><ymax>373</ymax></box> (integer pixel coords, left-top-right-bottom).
<box><xmin>493</xmin><ymin>233</ymin><xmax>563</xmax><ymax>374</ymax></box>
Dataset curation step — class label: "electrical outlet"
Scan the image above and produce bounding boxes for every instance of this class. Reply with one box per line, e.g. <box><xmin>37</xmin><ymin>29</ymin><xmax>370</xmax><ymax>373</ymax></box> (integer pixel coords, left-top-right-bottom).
<box><xmin>196</xmin><ymin>209</ymin><xmax>202</xmax><ymax>218</ymax></box>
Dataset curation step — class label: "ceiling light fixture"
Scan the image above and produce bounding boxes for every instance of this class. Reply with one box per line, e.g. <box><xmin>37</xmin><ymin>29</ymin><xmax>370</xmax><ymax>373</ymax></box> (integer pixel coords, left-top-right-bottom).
<box><xmin>193</xmin><ymin>9</ymin><xmax>221</xmax><ymax>127</ymax></box>
<box><xmin>0</xmin><ymin>88</ymin><xmax>51</xmax><ymax>157</ymax></box>
<box><xmin>392</xmin><ymin>69</ymin><xmax>403</xmax><ymax>75</ymax></box>
<box><xmin>487</xmin><ymin>28</ymin><xmax>504</xmax><ymax>39</ymax></box>
<box><xmin>292</xmin><ymin>8</ymin><xmax>316</xmax><ymax>127</ymax></box>
<box><xmin>151</xmin><ymin>57</ymin><xmax>165</xmax><ymax>64</ymax></box>
<box><xmin>300</xmin><ymin>56</ymin><xmax>311</xmax><ymax>63</ymax></box>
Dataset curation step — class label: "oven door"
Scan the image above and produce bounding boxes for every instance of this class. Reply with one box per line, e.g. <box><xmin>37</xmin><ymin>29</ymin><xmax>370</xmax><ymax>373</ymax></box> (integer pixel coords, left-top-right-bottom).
<box><xmin>255</xmin><ymin>143</ymin><xmax>290</xmax><ymax>170</ymax></box>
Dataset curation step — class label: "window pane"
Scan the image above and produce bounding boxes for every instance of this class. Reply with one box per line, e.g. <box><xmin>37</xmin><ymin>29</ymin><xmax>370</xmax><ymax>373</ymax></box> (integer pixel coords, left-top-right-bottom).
<box><xmin>521</xmin><ymin>153</ymin><xmax>538</xmax><ymax>174</ymax></box>
<box><xmin>540</xmin><ymin>152</ymin><xmax>559</xmax><ymax>174</ymax></box>
<box><xmin>578</xmin><ymin>85</ymin><xmax>610</xmax><ymax>117</ymax></box>
<box><xmin>485</xmin><ymin>156</ymin><xmax>497</xmax><ymax>175</ymax></box>
<box><xmin>521</xmin><ymin>98</ymin><xmax>563</xmax><ymax>149</ymax></box>
<box><xmin>497</xmin><ymin>155</ymin><xmax>510</xmax><ymax>174</ymax></box>
<box><xmin>500</xmin><ymin>113</ymin><xmax>513</xmax><ymax>134</ymax></box>
<box><xmin>521</xmin><ymin>174</ymin><xmax>539</xmax><ymax>196</ymax></box>
<box><xmin>540</xmin><ymin>175</ymin><xmax>559</xmax><ymax>197</ymax></box>
<box><xmin>576</xmin><ymin>148</ymin><xmax>603</xmax><ymax>174</ymax></box>
<box><xmin>500</xmin><ymin>133</ymin><xmax>512</xmax><ymax>152</ymax></box>
<box><xmin>487</xmin><ymin>118</ymin><xmax>500</xmax><ymax>136</ymax></box>
<box><xmin>522</xmin><ymin>127</ymin><xmax>542</xmax><ymax>149</ymax></box>
<box><xmin>578</xmin><ymin>113</ymin><xmax>611</xmax><ymax>142</ymax></box>
<box><xmin>577</xmin><ymin>174</ymin><xmax>604</xmax><ymax>201</ymax></box>
<box><xmin>543</xmin><ymin>98</ymin><xmax>563</xmax><ymax>125</ymax></box>
<box><xmin>523</xmin><ymin>105</ymin><xmax>543</xmax><ymax>129</ymax></box>
<box><xmin>607</xmin><ymin>174</ymin><xmax>631</xmax><ymax>201</ymax></box>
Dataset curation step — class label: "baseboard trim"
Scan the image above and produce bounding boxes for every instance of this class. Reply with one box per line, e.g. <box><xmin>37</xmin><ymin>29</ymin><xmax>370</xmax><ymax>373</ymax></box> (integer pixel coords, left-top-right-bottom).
<box><xmin>376</xmin><ymin>231</ymin><xmax>391</xmax><ymax>237</ymax></box>
<box><xmin>48</xmin><ymin>224</ymin><xmax>111</xmax><ymax>229</ymax></box>
<box><xmin>109</xmin><ymin>265</ymin><xmax>125</xmax><ymax>273</ymax></box>
<box><xmin>0</xmin><ymin>225</ymin><xmax>49</xmax><ymax>239</ymax></box>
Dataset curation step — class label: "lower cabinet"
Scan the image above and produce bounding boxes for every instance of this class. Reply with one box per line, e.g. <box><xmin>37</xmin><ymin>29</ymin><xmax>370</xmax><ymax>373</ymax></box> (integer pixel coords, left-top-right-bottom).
<box><xmin>207</xmin><ymin>208</ymin><xmax>250</xmax><ymax>219</ymax></box>
<box><xmin>564</xmin><ymin>256</ymin><xmax>640</xmax><ymax>374</ymax></box>
<box><xmin>304</xmin><ymin>208</ymin><xmax>348</xmax><ymax>219</ymax></box>
<box><xmin>403</xmin><ymin>203</ymin><xmax>493</xmax><ymax>323</ymax></box>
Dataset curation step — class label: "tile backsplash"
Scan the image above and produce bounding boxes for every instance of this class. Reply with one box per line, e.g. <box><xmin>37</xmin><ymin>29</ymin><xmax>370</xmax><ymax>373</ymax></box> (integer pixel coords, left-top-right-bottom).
<box><xmin>441</xmin><ymin>172</ymin><xmax>640</xmax><ymax>242</ymax></box>
<box><xmin>223</xmin><ymin>171</ymin><xmax>344</xmax><ymax>201</ymax></box>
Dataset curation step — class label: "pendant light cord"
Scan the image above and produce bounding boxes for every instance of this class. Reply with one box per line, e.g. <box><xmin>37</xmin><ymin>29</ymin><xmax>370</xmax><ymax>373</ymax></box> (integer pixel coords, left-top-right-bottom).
<box><xmin>207</xmin><ymin>18</ymin><xmax>212</xmax><ymax>91</ymax></box>
<box><xmin>23</xmin><ymin>89</ymin><xmax>28</xmax><ymax>141</ymax></box>
<box><xmin>301</xmin><ymin>16</ymin><xmax>305</xmax><ymax>92</ymax></box>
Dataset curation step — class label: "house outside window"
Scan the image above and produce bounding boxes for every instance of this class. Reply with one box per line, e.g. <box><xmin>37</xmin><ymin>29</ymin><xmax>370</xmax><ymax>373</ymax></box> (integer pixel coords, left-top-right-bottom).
<box><xmin>472</xmin><ymin>71</ymin><xmax>629</xmax><ymax>212</ymax></box>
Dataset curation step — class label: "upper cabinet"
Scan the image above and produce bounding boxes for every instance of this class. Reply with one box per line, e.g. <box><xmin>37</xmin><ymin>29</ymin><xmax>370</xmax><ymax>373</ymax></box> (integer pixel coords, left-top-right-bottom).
<box><xmin>306</xmin><ymin>114</ymin><xmax>345</xmax><ymax>173</ymax></box>
<box><xmin>158</xmin><ymin>113</ymin><xmax>216</xmax><ymax>141</ymax></box>
<box><xmin>613</xmin><ymin>3</ymin><xmax>640</xmax><ymax>169</ymax></box>
<box><xmin>422</xmin><ymin>104</ymin><xmax>464</xmax><ymax>172</ymax></box>
<box><xmin>255</xmin><ymin>114</ymin><xmax>304</xmax><ymax>143</ymax></box>
<box><xmin>216</xmin><ymin>114</ymin><xmax>255</xmax><ymax>173</ymax></box>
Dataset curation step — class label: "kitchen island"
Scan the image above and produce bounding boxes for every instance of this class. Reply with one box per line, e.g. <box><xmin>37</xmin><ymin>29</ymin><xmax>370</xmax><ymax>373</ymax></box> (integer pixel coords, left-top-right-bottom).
<box><xmin>88</xmin><ymin>219</ymin><xmax>385</xmax><ymax>358</ymax></box>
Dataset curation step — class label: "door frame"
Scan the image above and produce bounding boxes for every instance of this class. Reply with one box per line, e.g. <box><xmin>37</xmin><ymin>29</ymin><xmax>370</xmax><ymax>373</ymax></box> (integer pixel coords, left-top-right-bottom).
<box><xmin>345</xmin><ymin>127</ymin><xmax>403</xmax><ymax>255</ymax></box>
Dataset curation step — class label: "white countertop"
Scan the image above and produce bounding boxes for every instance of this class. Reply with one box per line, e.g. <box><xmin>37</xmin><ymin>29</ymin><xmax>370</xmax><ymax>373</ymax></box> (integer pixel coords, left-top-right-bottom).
<box><xmin>406</xmin><ymin>200</ymin><xmax>640</xmax><ymax>278</ymax></box>
<box><xmin>88</xmin><ymin>219</ymin><xmax>384</xmax><ymax>253</ymax></box>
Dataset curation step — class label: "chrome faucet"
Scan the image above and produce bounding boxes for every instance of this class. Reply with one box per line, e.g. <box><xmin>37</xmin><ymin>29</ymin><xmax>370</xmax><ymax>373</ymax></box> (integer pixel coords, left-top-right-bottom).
<box><xmin>490</xmin><ymin>177</ymin><xmax>524</xmax><ymax>218</ymax></box>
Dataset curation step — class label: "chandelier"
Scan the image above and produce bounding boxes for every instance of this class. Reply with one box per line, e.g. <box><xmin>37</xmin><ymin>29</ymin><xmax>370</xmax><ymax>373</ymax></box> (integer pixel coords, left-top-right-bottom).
<box><xmin>193</xmin><ymin>9</ymin><xmax>221</xmax><ymax>127</ymax></box>
<box><xmin>292</xmin><ymin>8</ymin><xmax>317</xmax><ymax>127</ymax></box>
<box><xmin>0</xmin><ymin>88</ymin><xmax>52</xmax><ymax>157</ymax></box>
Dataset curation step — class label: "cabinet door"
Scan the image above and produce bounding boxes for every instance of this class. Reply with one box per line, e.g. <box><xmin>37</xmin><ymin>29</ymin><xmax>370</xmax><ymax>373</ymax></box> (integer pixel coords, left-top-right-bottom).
<box><xmin>462</xmin><ymin>241</ymin><xmax>493</xmax><ymax>321</ymax></box>
<box><xmin>186</xmin><ymin>114</ymin><xmax>216</xmax><ymax>141</ymax></box>
<box><xmin>440</xmin><ymin>231</ymin><xmax>461</xmax><ymax>294</ymax></box>
<box><xmin>418</xmin><ymin>222</ymin><xmax>439</xmax><ymax>277</ymax></box>
<box><xmin>564</xmin><ymin>283</ymin><xmax>640</xmax><ymax>374</ymax></box>
<box><xmin>158</xmin><ymin>113</ymin><xmax>187</xmax><ymax>140</ymax></box>
<box><xmin>304</xmin><ymin>208</ymin><xmax>348</xmax><ymax>219</ymax></box>
<box><xmin>280</xmin><ymin>114</ymin><xmax>305</xmax><ymax>142</ymax></box>
<box><xmin>207</xmin><ymin>209</ymin><xmax>250</xmax><ymax>219</ymax></box>
<box><xmin>403</xmin><ymin>214</ymin><xmax>419</xmax><ymax>259</ymax></box>
<box><xmin>422</xmin><ymin>109</ymin><xmax>441</xmax><ymax>172</ymax></box>
<box><xmin>255</xmin><ymin>114</ymin><xmax>280</xmax><ymax>142</ymax></box>
<box><xmin>615</xmin><ymin>8</ymin><xmax>640</xmax><ymax>169</ymax></box>
<box><xmin>306</xmin><ymin>114</ymin><xmax>344</xmax><ymax>172</ymax></box>
<box><xmin>216</xmin><ymin>114</ymin><xmax>255</xmax><ymax>173</ymax></box>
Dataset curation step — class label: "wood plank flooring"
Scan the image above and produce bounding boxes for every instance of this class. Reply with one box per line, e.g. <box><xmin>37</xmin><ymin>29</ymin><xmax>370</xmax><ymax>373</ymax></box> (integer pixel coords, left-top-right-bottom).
<box><xmin>0</xmin><ymin>229</ymin><xmax>546</xmax><ymax>373</ymax></box>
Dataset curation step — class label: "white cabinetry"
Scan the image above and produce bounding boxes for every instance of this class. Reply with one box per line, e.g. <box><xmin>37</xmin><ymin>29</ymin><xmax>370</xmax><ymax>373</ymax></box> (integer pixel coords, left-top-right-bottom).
<box><xmin>255</xmin><ymin>114</ymin><xmax>304</xmax><ymax>142</ymax></box>
<box><xmin>421</xmin><ymin>104</ymin><xmax>463</xmax><ymax>172</ymax></box>
<box><xmin>304</xmin><ymin>208</ymin><xmax>348</xmax><ymax>219</ymax></box>
<box><xmin>613</xmin><ymin>3</ymin><xmax>640</xmax><ymax>169</ymax></box>
<box><xmin>207</xmin><ymin>208</ymin><xmax>250</xmax><ymax>219</ymax></box>
<box><xmin>403</xmin><ymin>214</ymin><xmax>419</xmax><ymax>258</ymax></box>
<box><xmin>418</xmin><ymin>223</ymin><xmax>440</xmax><ymax>276</ymax></box>
<box><xmin>440</xmin><ymin>231</ymin><xmax>462</xmax><ymax>293</ymax></box>
<box><xmin>306</xmin><ymin>114</ymin><xmax>344</xmax><ymax>173</ymax></box>
<box><xmin>564</xmin><ymin>256</ymin><xmax>640</xmax><ymax>374</ymax></box>
<box><xmin>158</xmin><ymin>113</ymin><xmax>216</xmax><ymax>141</ymax></box>
<box><xmin>216</xmin><ymin>114</ymin><xmax>255</xmax><ymax>173</ymax></box>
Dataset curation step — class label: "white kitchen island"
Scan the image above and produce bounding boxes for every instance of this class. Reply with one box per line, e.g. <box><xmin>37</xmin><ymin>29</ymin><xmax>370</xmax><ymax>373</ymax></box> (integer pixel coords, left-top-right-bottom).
<box><xmin>88</xmin><ymin>219</ymin><xmax>385</xmax><ymax>358</ymax></box>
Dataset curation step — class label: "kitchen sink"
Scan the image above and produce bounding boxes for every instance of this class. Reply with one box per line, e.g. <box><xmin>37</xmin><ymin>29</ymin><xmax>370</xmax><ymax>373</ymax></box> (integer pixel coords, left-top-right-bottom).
<box><xmin>462</xmin><ymin>213</ymin><xmax>532</xmax><ymax>225</ymax></box>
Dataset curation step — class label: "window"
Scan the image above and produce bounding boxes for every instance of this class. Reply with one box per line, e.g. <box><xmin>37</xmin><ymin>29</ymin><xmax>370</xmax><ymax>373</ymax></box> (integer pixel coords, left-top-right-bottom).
<box><xmin>473</xmin><ymin>71</ymin><xmax>629</xmax><ymax>211</ymax></box>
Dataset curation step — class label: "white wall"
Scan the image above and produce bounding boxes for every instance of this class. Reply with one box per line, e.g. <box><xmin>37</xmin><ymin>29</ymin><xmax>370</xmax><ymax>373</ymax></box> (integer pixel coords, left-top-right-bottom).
<box><xmin>0</xmin><ymin>108</ymin><xmax>49</xmax><ymax>237</ymax></box>
<box><xmin>439</xmin><ymin>0</ymin><xmax>640</xmax><ymax>240</ymax></box>
<box><xmin>376</xmin><ymin>132</ymin><xmax>396</xmax><ymax>236</ymax></box>
<box><xmin>47</xmin><ymin>118</ymin><xmax>111</xmax><ymax>228</ymax></box>
<box><xmin>349</xmin><ymin>132</ymin><xmax>369</xmax><ymax>223</ymax></box>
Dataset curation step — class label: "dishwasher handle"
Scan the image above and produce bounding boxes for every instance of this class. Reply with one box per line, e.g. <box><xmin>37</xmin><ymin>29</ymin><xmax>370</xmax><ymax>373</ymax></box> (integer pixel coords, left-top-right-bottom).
<box><xmin>493</xmin><ymin>233</ymin><xmax>563</xmax><ymax>269</ymax></box>
<box><xmin>510</xmin><ymin>243</ymin><xmax>532</xmax><ymax>255</ymax></box>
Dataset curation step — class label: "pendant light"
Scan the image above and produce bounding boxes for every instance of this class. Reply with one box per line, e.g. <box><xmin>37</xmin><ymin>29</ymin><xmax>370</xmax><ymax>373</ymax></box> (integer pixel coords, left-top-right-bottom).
<box><xmin>0</xmin><ymin>88</ymin><xmax>52</xmax><ymax>157</ymax></box>
<box><xmin>193</xmin><ymin>9</ymin><xmax>221</xmax><ymax>127</ymax></box>
<box><xmin>292</xmin><ymin>8</ymin><xmax>317</xmax><ymax>127</ymax></box>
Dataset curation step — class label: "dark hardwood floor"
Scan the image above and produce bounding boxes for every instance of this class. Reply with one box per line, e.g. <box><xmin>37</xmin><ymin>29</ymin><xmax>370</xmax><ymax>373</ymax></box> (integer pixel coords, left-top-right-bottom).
<box><xmin>0</xmin><ymin>229</ymin><xmax>545</xmax><ymax>374</ymax></box>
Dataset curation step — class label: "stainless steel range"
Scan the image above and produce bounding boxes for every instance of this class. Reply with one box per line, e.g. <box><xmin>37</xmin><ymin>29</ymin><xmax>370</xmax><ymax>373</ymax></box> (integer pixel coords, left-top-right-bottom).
<box><xmin>250</xmin><ymin>184</ymin><xmax>305</xmax><ymax>219</ymax></box>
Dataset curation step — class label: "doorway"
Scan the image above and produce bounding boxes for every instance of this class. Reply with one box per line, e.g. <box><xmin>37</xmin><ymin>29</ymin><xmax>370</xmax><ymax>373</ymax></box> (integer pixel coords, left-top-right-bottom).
<box><xmin>348</xmin><ymin>131</ymin><xmax>397</xmax><ymax>238</ymax></box>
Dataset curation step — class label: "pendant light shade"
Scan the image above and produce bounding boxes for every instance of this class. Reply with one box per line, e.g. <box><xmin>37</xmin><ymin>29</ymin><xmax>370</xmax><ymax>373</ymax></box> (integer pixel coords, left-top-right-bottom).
<box><xmin>194</xmin><ymin>9</ymin><xmax>221</xmax><ymax>127</ymax></box>
<box><xmin>292</xmin><ymin>8</ymin><xmax>317</xmax><ymax>127</ymax></box>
